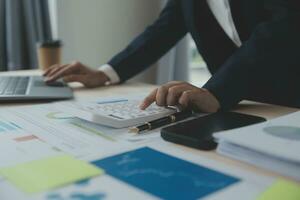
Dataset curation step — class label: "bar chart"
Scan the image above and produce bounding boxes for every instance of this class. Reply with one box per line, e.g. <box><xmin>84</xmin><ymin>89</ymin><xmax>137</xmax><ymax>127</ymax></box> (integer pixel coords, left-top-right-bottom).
<box><xmin>0</xmin><ymin>121</ymin><xmax>22</xmax><ymax>133</ymax></box>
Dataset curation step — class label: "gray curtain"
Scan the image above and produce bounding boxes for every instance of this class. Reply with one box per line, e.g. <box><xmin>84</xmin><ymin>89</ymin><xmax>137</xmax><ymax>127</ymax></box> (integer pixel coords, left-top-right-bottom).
<box><xmin>156</xmin><ymin>0</ymin><xmax>190</xmax><ymax>84</ymax></box>
<box><xmin>0</xmin><ymin>0</ymin><xmax>52</xmax><ymax>71</ymax></box>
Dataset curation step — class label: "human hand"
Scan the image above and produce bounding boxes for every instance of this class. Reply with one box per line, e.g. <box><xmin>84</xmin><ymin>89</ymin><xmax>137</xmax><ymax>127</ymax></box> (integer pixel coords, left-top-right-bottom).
<box><xmin>43</xmin><ymin>61</ymin><xmax>110</xmax><ymax>88</ymax></box>
<box><xmin>140</xmin><ymin>81</ymin><xmax>220</xmax><ymax>113</ymax></box>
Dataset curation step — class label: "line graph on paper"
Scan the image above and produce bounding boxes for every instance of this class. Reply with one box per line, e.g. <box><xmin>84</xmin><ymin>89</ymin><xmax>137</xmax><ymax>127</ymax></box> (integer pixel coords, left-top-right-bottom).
<box><xmin>92</xmin><ymin>147</ymin><xmax>240</xmax><ymax>200</ymax></box>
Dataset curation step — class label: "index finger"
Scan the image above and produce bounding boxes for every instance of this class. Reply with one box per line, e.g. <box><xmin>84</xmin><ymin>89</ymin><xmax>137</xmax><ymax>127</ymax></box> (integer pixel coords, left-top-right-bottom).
<box><xmin>46</xmin><ymin>63</ymin><xmax>80</xmax><ymax>82</ymax></box>
<box><xmin>43</xmin><ymin>64</ymin><xmax>60</xmax><ymax>76</ymax></box>
<box><xmin>140</xmin><ymin>81</ymin><xmax>185</xmax><ymax>110</ymax></box>
<box><xmin>140</xmin><ymin>88</ymin><xmax>158</xmax><ymax>110</ymax></box>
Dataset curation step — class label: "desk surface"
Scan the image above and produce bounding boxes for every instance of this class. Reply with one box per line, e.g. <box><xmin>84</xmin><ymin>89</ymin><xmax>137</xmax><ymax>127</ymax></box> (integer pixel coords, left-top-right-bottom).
<box><xmin>1</xmin><ymin>70</ymin><xmax>299</xmax><ymax>183</ymax></box>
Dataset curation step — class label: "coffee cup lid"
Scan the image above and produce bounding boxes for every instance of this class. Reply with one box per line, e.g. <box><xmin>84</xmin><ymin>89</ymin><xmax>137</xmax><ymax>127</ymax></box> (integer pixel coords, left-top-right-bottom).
<box><xmin>37</xmin><ymin>40</ymin><xmax>62</xmax><ymax>48</ymax></box>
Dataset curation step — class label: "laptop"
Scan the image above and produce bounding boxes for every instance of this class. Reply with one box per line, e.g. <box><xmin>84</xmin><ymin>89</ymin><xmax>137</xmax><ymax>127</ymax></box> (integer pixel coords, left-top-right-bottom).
<box><xmin>0</xmin><ymin>76</ymin><xmax>73</xmax><ymax>101</ymax></box>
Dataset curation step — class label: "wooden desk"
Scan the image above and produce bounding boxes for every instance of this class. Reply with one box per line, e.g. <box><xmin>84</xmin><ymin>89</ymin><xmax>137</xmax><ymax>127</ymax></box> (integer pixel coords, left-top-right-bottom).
<box><xmin>1</xmin><ymin>70</ymin><xmax>299</xmax><ymax>183</ymax></box>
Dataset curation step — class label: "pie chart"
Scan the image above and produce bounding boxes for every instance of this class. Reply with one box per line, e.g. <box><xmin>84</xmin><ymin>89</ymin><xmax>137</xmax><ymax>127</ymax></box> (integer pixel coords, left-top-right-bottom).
<box><xmin>263</xmin><ymin>126</ymin><xmax>300</xmax><ymax>141</ymax></box>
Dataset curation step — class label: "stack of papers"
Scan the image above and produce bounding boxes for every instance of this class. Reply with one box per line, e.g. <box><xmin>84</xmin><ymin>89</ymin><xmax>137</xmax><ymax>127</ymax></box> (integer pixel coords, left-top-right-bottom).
<box><xmin>214</xmin><ymin>111</ymin><xmax>300</xmax><ymax>181</ymax></box>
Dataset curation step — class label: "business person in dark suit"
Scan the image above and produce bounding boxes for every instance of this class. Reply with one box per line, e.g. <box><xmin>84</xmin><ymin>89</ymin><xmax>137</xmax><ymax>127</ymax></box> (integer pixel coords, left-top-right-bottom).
<box><xmin>44</xmin><ymin>0</ymin><xmax>300</xmax><ymax>112</ymax></box>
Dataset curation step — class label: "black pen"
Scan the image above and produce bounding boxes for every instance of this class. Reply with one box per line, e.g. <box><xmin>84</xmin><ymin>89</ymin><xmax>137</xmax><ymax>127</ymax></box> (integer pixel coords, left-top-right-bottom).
<box><xmin>129</xmin><ymin>110</ymin><xmax>193</xmax><ymax>134</ymax></box>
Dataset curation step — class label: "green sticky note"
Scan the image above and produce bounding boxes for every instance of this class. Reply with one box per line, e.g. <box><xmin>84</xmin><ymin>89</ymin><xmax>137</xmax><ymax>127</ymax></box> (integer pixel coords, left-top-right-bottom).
<box><xmin>0</xmin><ymin>155</ymin><xmax>104</xmax><ymax>193</ymax></box>
<box><xmin>257</xmin><ymin>180</ymin><xmax>300</xmax><ymax>200</ymax></box>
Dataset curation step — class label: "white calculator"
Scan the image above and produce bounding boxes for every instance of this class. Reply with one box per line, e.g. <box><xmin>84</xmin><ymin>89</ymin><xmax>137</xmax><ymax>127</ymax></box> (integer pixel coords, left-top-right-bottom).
<box><xmin>69</xmin><ymin>99</ymin><xmax>177</xmax><ymax>128</ymax></box>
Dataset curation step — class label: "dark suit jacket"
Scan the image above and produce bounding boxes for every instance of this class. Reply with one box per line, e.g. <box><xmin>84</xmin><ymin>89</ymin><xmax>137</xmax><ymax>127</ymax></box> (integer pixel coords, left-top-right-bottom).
<box><xmin>108</xmin><ymin>0</ymin><xmax>300</xmax><ymax>110</ymax></box>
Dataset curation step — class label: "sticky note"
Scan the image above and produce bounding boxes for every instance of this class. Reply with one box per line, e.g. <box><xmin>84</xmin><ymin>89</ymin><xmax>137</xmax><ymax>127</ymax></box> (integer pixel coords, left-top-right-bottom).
<box><xmin>257</xmin><ymin>180</ymin><xmax>300</xmax><ymax>200</ymax></box>
<box><xmin>0</xmin><ymin>155</ymin><xmax>104</xmax><ymax>193</ymax></box>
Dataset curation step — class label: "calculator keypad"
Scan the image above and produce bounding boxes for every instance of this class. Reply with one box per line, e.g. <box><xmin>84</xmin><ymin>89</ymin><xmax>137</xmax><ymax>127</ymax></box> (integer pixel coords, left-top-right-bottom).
<box><xmin>82</xmin><ymin>100</ymin><xmax>174</xmax><ymax>120</ymax></box>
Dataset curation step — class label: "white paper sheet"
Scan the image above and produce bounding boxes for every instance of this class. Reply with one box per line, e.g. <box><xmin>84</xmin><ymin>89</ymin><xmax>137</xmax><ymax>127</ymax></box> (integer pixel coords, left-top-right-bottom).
<box><xmin>4</xmin><ymin>103</ymin><xmax>159</xmax><ymax>160</ymax></box>
<box><xmin>0</xmin><ymin>134</ymin><xmax>61</xmax><ymax>168</ymax></box>
<box><xmin>0</xmin><ymin>142</ymin><xmax>274</xmax><ymax>200</ymax></box>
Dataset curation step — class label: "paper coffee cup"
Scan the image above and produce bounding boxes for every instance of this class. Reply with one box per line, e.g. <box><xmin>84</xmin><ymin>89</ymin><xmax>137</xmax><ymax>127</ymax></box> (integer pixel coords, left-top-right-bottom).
<box><xmin>37</xmin><ymin>40</ymin><xmax>62</xmax><ymax>70</ymax></box>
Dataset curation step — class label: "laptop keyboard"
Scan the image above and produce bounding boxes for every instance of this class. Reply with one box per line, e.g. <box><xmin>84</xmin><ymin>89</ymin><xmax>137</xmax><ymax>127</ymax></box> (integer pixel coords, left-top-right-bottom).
<box><xmin>0</xmin><ymin>76</ymin><xmax>29</xmax><ymax>95</ymax></box>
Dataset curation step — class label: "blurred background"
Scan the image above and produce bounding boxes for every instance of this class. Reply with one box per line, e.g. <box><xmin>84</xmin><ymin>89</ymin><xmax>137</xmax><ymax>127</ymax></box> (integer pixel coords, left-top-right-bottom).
<box><xmin>0</xmin><ymin>0</ymin><xmax>211</xmax><ymax>86</ymax></box>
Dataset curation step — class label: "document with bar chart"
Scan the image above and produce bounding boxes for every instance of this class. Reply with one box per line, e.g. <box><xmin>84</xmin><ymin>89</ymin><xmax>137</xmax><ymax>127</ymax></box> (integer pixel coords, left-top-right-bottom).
<box><xmin>0</xmin><ymin>118</ymin><xmax>23</xmax><ymax>134</ymax></box>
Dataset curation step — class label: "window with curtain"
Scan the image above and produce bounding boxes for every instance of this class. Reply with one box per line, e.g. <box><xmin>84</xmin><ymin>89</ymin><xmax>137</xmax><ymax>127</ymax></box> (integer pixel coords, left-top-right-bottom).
<box><xmin>188</xmin><ymin>37</ymin><xmax>211</xmax><ymax>87</ymax></box>
<box><xmin>0</xmin><ymin>0</ymin><xmax>52</xmax><ymax>71</ymax></box>
<box><xmin>0</xmin><ymin>0</ymin><xmax>4</xmax><ymax>69</ymax></box>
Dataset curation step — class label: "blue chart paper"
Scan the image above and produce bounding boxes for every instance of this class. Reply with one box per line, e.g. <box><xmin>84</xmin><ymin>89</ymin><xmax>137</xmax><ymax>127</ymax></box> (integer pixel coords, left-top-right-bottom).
<box><xmin>47</xmin><ymin>180</ymin><xmax>106</xmax><ymax>200</ymax></box>
<box><xmin>47</xmin><ymin>192</ymin><xmax>105</xmax><ymax>200</ymax></box>
<box><xmin>92</xmin><ymin>147</ymin><xmax>240</xmax><ymax>200</ymax></box>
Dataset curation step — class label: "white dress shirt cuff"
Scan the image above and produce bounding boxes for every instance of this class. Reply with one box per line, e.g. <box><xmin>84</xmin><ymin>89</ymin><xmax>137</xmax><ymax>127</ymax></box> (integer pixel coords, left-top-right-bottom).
<box><xmin>98</xmin><ymin>64</ymin><xmax>120</xmax><ymax>85</ymax></box>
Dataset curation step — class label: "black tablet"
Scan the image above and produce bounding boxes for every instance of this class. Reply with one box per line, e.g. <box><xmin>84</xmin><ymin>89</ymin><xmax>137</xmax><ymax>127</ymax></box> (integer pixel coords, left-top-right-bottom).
<box><xmin>161</xmin><ymin>112</ymin><xmax>266</xmax><ymax>151</ymax></box>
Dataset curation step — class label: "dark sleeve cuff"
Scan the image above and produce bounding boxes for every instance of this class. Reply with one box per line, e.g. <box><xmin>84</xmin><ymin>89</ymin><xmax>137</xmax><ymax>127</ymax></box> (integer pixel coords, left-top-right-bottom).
<box><xmin>203</xmin><ymin>74</ymin><xmax>246</xmax><ymax>111</ymax></box>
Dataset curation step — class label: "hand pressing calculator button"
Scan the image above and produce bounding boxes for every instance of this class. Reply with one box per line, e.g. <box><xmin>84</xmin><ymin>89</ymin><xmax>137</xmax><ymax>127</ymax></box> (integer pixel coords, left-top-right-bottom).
<box><xmin>72</xmin><ymin>100</ymin><xmax>177</xmax><ymax>128</ymax></box>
